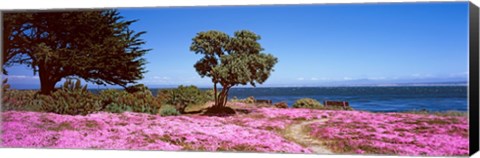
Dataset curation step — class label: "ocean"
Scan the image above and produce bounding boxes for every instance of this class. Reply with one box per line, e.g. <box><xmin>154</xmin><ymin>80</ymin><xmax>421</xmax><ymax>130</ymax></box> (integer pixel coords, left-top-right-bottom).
<box><xmin>220</xmin><ymin>86</ymin><xmax>468</xmax><ymax>112</ymax></box>
<box><xmin>94</xmin><ymin>86</ymin><xmax>468</xmax><ymax>112</ymax></box>
<box><xmin>180</xmin><ymin>86</ymin><xmax>466</xmax><ymax>112</ymax></box>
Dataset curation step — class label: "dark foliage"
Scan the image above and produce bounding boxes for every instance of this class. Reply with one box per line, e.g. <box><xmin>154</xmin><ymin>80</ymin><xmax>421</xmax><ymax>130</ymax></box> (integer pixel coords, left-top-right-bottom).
<box><xmin>3</xmin><ymin>10</ymin><xmax>150</xmax><ymax>94</ymax></box>
<box><xmin>190</xmin><ymin>30</ymin><xmax>278</xmax><ymax>109</ymax></box>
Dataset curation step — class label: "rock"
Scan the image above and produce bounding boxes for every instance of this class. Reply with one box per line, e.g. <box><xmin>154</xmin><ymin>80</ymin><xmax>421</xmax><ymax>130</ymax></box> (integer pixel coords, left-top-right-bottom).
<box><xmin>274</xmin><ymin>102</ymin><xmax>288</xmax><ymax>108</ymax></box>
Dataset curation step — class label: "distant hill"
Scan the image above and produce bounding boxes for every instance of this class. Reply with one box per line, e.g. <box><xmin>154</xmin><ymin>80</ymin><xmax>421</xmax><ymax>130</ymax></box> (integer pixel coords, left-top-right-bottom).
<box><xmin>7</xmin><ymin>79</ymin><xmax>468</xmax><ymax>90</ymax></box>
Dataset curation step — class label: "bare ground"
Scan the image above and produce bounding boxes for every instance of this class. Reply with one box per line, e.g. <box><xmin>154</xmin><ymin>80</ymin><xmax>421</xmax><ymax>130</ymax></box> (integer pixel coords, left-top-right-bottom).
<box><xmin>283</xmin><ymin>119</ymin><xmax>333</xmax><ymax>154</ymax></box>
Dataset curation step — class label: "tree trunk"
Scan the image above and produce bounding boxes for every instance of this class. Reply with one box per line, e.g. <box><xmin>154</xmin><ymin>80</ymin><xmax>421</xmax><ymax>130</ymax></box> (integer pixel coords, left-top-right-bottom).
<box><xmin>216</xmin><ymin>85</ymin><xmax>230</xmax><ymax>107</ymax></box>
<box><xmin>39</xmin><ymin>77</ymin><xmax>56</xmax><ymax>95</ymax></box>
<box><xmin>216</xmin><ymin>88</ymin><xmax>224</xmax><ymax>108</ymax></box>
<box><xmin>38</xmin><ymin>65</ymin><xmax>58</xmax><ymax>95</ymax></box>
<box><xmin>213</xmin><ymin>82</ymin><xmax>218</xmax><ymax>107</ymax></box>
<box><xmin>222</xmin><ymin>88</ymin><xmax>230</xmax><ymax>107</ymax></box>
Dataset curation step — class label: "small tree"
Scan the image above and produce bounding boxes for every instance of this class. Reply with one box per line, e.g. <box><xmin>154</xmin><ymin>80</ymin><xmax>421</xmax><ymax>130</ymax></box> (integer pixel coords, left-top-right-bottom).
<box><xmin>2</xmin><ymin>10</ymin><xmax>150</xmax><ymax>94</ymax></box>
<box><xmin>190</xmin><ymin>30</ymin><xmax>278</xmax><ymax>108</ymax></box>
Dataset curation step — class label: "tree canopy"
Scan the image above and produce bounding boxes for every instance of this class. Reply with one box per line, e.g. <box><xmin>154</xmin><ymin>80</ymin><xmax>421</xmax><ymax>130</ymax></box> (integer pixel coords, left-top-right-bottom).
<box><xmin>2</xmin><ymin>10</ymin><xmax>150</xmax><ymax>94</ymax></box>
<box><xmin>190</xmin><ymin>30</ymin><xmax>278</xmax><ymax>108</ymax></box>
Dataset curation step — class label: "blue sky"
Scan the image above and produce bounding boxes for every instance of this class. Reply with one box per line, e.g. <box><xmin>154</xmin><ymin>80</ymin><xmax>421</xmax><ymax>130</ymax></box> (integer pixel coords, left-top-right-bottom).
<box><xmin>4</xmin><ymin>2</ymin><xmax>470</xmax><ymax>88</ymax></box>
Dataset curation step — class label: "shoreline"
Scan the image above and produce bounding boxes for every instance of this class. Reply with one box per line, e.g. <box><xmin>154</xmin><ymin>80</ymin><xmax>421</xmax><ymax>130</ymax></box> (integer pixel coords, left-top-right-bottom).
<box><xmin>4</xmin><ymin>84</ymin><xmax>469</xmax><ymax>90</ymax></box>
<box><xmin>3</xmin><ymin>86</ymin><xmax>469</xmax><ymax>113</ymax></box>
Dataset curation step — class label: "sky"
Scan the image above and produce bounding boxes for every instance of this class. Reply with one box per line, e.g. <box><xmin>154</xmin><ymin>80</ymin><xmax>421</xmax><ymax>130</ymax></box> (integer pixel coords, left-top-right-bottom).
<box><xmin>4</xmin><ymin>2</ymin><xmax>470</xmax><ymax>89</ymax></box>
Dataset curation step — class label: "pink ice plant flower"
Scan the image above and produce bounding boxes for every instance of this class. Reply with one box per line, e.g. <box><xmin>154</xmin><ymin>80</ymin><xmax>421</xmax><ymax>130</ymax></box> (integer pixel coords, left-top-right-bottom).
<box><xmin>307</xmin><ymin>111</ymin><xmax>469</xmax><ymax>156</ymax></box>
<box><xmin>233</xmin><ymin>105</ymin><xmax>469</xmax><ymax>156</ymax></box>
<box><xmin>1</xmin><ymin>111</ymin><xmax>310</xmax><ymax>153</ymax></box>
<box><xmin>1</xmin><ymin>105</ymin><xmax>469</xmax><ymax>156</ymax></box>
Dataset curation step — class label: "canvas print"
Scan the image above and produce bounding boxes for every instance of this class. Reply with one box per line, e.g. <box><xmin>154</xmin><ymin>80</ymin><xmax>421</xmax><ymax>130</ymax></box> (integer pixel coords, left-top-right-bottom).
<box><xmin>0</xmin><ymin>2</ymin><xmax>473</xmax><ymax>156</ymax></box>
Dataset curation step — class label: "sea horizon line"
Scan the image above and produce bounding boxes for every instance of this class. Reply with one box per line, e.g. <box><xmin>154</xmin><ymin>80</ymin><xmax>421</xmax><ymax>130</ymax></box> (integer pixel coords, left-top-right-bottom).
<box><xmin>7</xmin><ymin>83</ymin><xmax>468</xmax><ymax>90</ymax></box>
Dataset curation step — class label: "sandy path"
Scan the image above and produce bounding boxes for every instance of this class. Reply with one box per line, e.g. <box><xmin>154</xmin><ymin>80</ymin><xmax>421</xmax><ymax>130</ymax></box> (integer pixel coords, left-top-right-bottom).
<box><xmin>284</xmin><ymin>119</ymin><xmax>333</xmax><ymax>154</ymax></box>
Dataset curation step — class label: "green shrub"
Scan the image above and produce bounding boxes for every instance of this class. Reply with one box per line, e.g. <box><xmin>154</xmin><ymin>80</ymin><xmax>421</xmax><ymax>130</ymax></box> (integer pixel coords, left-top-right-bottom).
<box><xmin>2</xmin><ymin>89</ymin><xmax>39</xmax><ymax>111</ymax></box>
<box><xmin>104</xmin><ymin>103</ymin><xmax>133</xmax><ymax>113</ymax></box>
<box><xmin>39</xmin><ymin>79</ymin><xmax>102</xmax><ymax>115</ymax></box>
<box><xmin>204</xmin><ymin>89</ymin><xmax>216</xmax><ymax>101</ymax></box>
<box><xmin>99</xmin><ymin>89</ymin><xmax>127</xmax><ymax>106</ymax></box>
<box><xmin>244</xmin><ymin>96</ymin><xmax>256</xmax><ymax>104</ymax></box>
<box><xmin>125</xmin><ymin>84</ymin><xmax>150</xmax><ymax>94</ymax></box>
<box><xmin>404</xmin><ymin>110</ymin><xmax>467</xmax><ymax>117</ymax></box>
<box><xmin>99</xmin><ymin>87</ymin><xmax>161</xmax><ymax>114</ymax></box>
<box><xmin>2</xmin><ymin>79</ymin><xmax>45</xmax><ymax>112</ymax></box>
<box><xmin>230</xmin><ymin>96</ymin><xmax>240</xmax><ymax>102</ymax></box>
<box><xmin>159</xmin><ymin>104</ymin><xmax>180</xmax><ymax>116</ymax></box>
<box><xmin>2</xmin><ymin>79</ymin><xmax>163</xmax><ymax>115</ymax></box>
<box><xmin>230</xmin><ymin>96</ymin><xmax>255</xmax><ymax>104</ymax></box>
<box><xmin>292</xmin><ymin>98</ymin><xmax>323</xmax><ymax>109</ymax></box>
<box><xmin>157</xmin><ymin>85</ymin><xmax>212</xmax><ymax>113</ymax></box>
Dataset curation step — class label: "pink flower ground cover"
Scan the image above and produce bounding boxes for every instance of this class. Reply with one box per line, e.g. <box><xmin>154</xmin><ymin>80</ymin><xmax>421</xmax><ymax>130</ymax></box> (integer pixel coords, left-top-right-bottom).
<box><xmin>234</xmin><ymin>107</ymin><xmax>469</xmax><ymax>156</ymax></box>
<box><xmin>0</xmin><ymin>106</ymin><xmax>470</xmax><ymax>156</ymax></box>
<box><xmin>308</xmin><ymin>111</ymin><xmax>469</xmax><ymax>156</ymax></box>
<box><xmin>221</xmin><ymin>107</ymin><xmax>331</xmax><ymax>131</ymax></box>
<box><xmin>1</xmin><ymin>111</ymin><xmax>310</xmax><ymax>153</ymax></box>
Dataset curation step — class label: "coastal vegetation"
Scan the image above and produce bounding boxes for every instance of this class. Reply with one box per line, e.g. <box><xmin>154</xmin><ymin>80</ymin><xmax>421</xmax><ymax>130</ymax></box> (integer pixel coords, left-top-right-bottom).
<box><xmin>3</xmin><ymin>10</ymin><xmax>150</xmax><ymax>95</ymax></box>
<box><xmin>291</xmin><ymin>98</ymin><xmax>353</xmax><ymax>111</ymax></box>
<box><xmin>0</xmin><ymin>78</ymin><xmax>470</xmax><ymax>156</ymax></box>
<box><xmin>157</xmin><ymin>85</ymin><xmax>213</xmax><ymax>114</ymax></box>
<box><xmin>292</xmin><ymin>98</ymin><xmax>323</xmax><ymax>109</ymax></box>
<box><xmin>1</xmin><ymin>79</ymin><xmax>208</xmax><ymax>116</ymax></box>
<box><xmin>190</xmin><ymin>30</ymin><xmax>278</xmax><ymax>113</ymax></box>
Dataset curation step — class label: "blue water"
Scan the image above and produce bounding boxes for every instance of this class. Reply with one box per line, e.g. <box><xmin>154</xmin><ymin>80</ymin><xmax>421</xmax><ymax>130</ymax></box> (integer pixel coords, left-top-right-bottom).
<box><xmin>204</xmin><ymin>86</ymin><xmax>468</xmax><ymax>112</ymax></box>
<box><xmin>93</xmin><ymin>86</ymin><xmax>467</xmax><ymax>112</ymax></box>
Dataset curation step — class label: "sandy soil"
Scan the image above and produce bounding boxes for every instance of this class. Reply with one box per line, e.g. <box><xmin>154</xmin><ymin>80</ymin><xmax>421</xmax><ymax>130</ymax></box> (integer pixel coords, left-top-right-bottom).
<box><xmin>284</xmin><ymin>119</ymin><xmax>333</xmax><ymax>154</ymax></box>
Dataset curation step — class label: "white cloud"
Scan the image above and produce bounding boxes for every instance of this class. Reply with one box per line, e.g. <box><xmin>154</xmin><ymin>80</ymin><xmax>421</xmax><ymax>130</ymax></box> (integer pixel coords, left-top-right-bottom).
<box><xmin>153</xmin><ymin>76</ymin><xmax>170</xmax><ymax>80</ymax></box>
<box><xmin>410</xmin><ymin>73</ymin><xmax>434</xmax><ymax>79</ymax></box>
<box><xmin>140</xmin><ymin>76</ymin><xmax>212</xmax><ymax>86</ymax></box>
<box><xmin>411</xmin><ymin>73</ymin><xmax>420</xmax><ymax>77</ymax></box>
<box><xmin>140</xmin><ymin>76</ymin><xmax>173</xmax><ymax>84</ymax></box>
<box><xmin>448</xmin><ymin>72</ymin><xmax>468</xmax><ymax>78</ymax></box>
<box><xmin>321</xmin><ymin>77</ymin><xmax>330</xmax><ymax>80</ymax></box>
<box><xmin>343</xmin><ymin>77</ymin><xmax>353</xmax><ymax>80</ymax></box>
<box><xmin>3</xmin><ymin>75</ymin><xmax>39</xmax><ymax>80</ymax></box>
<box><xmin>10</xmin><ymin>75</ymin><xmax>27</xmax><ymax>79</ymax></box>
<box><xmin>296</xmin><ymin>77</ymin><xmax>305</xmax><ymax>81</ymax></box>
<box><xmin>367</xmin><ymin>77</ymin><xmax>386</xmax><ymax>80</ymax></box>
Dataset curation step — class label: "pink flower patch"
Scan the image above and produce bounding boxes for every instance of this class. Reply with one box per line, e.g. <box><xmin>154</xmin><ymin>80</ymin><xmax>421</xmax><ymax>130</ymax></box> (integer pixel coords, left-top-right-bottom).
<box><xmin>1</xmin><ymin>111</ymin><xmax>310</xmax><ymax>153</ymax></box>
<box><xmin>308</xmin><ymin>111</ymin><xmax>469</xmax><ymax>156</ymax></box>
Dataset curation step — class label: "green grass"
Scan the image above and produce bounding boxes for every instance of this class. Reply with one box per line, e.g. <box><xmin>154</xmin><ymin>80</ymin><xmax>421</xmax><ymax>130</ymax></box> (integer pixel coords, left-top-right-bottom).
<box><xmin>403</xmin><ymin>110</ymin><xmax>467</xmax><ymax>117</ymax></box>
